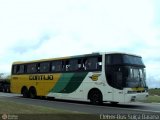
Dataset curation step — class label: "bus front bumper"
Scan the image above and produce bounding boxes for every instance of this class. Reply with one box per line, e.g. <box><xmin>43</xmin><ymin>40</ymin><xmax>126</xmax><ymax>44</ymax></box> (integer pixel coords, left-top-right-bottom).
<box><xmin>135</xmin><ymin>92</ymin><xmax>149</xmax><ymax>101</ymax></box>
<box><xmin>125</xmin><ymin>92</ymin><xmax>148</xmax><ymax>102</ymax></box>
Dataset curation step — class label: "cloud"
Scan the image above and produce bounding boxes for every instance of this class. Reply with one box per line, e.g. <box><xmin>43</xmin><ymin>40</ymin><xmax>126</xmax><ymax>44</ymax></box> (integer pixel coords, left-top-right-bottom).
<box><xmin>147</xmin><ymin>75</ymin><xmax>160</xmax><ymax>88</ymax></box>
<box><xmin>0</xmin><ymin>0</ymin><xmax>159</xmax><ymax>87</ymax></box>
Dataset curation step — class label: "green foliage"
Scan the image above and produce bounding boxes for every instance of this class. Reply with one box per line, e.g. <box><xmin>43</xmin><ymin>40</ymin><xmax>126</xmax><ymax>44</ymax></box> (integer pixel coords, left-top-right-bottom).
<box><xmin>149</xmin><ymin>88</ymin><xmax>160</xmax><ymax>96</ymax></box>
<box><xmin>0</xmin><ymin>73</ymin><xmax>4</xmax><ymax>79</ymax></box>
<box><xmin>139</xmin><ymin>95</ymin><xmax>160</xmax><ymax>103</ymax></box>
<box><xmin>0</xmin><ymin>73</ymin><xmax>11</xmax><ymax>83</ymax></box>
<box><xmin>137</xmin><ymin>89</ymin><xmax>160</xmax><ymax>103</ymax></box>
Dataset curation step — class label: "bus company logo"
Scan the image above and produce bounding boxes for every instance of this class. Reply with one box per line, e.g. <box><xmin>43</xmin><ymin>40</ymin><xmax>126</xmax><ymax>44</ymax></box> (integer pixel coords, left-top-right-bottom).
<box><xmin>29</xmin><ymin>75</ymin><xmax>53</xmax><ymax>80</ymax></box>
<box><xmin>89</xmin><ymin>74</ymin><xmax>101</xmax><ymax>81</ymax></box>
<box><xmin>2</xmin><ymin>114</ymin><xmax>8</xmax><ymax>120</ymax></box>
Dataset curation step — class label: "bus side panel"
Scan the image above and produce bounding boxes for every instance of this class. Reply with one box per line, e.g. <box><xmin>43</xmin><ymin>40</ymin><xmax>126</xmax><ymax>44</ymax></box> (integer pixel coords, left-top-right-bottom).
<box><xmin>49</xmin><ymin>72</ymin><xmax>88</xmax><ymax>94</ymax></box>
<box><xmin>35</xmin><ymin>73</ymin><xmax>61</xmax><ymax>96</ymax></box>
<box><xmin>11</xmin><ymin>74</ymin><xmax>62</xmax><ymax>96</ymax></box>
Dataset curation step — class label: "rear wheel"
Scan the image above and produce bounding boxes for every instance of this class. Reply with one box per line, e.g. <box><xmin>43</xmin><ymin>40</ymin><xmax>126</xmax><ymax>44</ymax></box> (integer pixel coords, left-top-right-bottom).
<box><xmin>89</xmin><ymin>90</ymin><xmax>102</xmax><ymax>105</ymax></box>
<box><xmin>29</xmin><ymin>87</ymin><xmax>37</xmax><ymax>99</ymax></box>
<box><xmin>21</xmin><ymin>87</ymin><xmax>29</xmax><ymax>98</ymax></box>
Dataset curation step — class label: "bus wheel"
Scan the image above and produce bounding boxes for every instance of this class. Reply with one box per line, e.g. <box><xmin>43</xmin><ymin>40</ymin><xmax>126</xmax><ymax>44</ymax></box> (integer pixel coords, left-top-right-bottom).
<box><xmin>111</xmin><ymin>102</ymin><xmax>119</xmax><ymax>105</ymax></box>
<box><xmin>89</xmin><ymin>90</ymin><xmax>102</xmax><ymax>105</ymax></box>
<box><xmin>21</xmin><ymin>87</ymin><xmax>29</xmax><ymax>98</ymax></box>
<box><xmin>29</xmin><ymin>87</ymin><xmax>37</xmax><ymax>99</ymax></box>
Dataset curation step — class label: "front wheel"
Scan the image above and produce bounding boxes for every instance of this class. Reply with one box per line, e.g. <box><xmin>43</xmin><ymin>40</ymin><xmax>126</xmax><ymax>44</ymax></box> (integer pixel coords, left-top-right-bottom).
<box><xmin>111</xmin><ymin>102</ymin><xmax>119</xmax><ymax>105</ymax></box>
<box><xmin>89</xmin><ymin>90</ymin><xmax>103</xmax><ymax>105</ymax></box>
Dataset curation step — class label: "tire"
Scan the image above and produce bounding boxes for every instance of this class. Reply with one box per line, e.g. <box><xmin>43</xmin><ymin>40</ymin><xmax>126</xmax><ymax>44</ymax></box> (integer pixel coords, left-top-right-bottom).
<box><xmin>22</xmin><ymin>88</ymin><xmax>29</xmax><ymax>98</ymax></box>
<box><xmin>111</xmin><ymin>102</ymin><xmax>119</xmax><ymax>105</ymax></box>
<box><xmin>89</xmin><ymin>90</ymin><xmax>103</xmax><ymax>105</ymax></box>
<box><xmin>29</xmin><ymin>87</ymin><xmax>37</xmax><ymax>99</ymax></box>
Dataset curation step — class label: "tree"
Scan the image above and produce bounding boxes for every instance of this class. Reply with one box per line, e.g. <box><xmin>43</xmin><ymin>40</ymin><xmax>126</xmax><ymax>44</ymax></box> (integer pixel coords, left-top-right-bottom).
<box><xmin>0</xmin><ymin>73</ymin><xmax>11</xmax><ymax>83</ymax></box>
<box><xmin>0</xmin><ymin>73</ymin><xmax>4</xmax><ymax>79</ymax></box>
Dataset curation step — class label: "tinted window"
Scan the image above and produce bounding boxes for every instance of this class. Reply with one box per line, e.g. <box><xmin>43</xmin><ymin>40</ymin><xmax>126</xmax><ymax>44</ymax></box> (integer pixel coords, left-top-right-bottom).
<box><xmin>12</xmin><ymin>65</ymin><xmax>17</xmax><ymax>74</ymax></box>
<box><xmin>27</xmin><ymin>64</ymin><xmax>37</xmax><ymax>73</ymax></box>
<box><xmin>18</xmin><ymin>65</ymin><xmax>25</xmax><ymax>73</ymax></box>
<box><xmin>68</xmin><ymin>59</ymin><xmax>78</xmax><ymax>71</ymax></box>
<box><xmin>105</xmin><ymin>66</ymin><xmax>127</xmax><ymax>90</ymax></box>
<box><xmin>106</xmin><ymin>54</ymin><xmax>122</xmax><ymax>65</ymax></box>
<box><xmin>84</xmin><ymin>57</ymin><xmax>98</xmax><ymax>70</ymax></box>
<box><xmin>123</xmin><ymin>55</ymin><xmax>144</xmax><ymax>66</ymax></box>
<box><xmin>51</xmin><ymin>61</ymin><xmax>63</xmax><ymax>72</ymax></box>
<box><xmin>40</xmin><ymin>62</ymin><xmax>50</xmax><ymax>73</ymax></box>
<box><xmin>12</xmin><ymin>65</ymin><xmax>25</xmax><ymax>74</ymax></box>
<box><xmin>106</xmin><ymin>54</ymin><xmax>144</xmax><ymax>67</ymax></box>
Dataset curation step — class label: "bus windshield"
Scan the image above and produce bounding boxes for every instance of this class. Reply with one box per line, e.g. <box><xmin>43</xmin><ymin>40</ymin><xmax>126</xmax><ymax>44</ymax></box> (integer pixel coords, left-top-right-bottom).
<box><xmin>126</xmin><ymin>68</ymin><xmax>147</xmax><ymax>88</ymax></box>
<box><xmin>105</xmin><ymin>54</ymin><xmax>147</xmax><ymax>89</ymax></box>
<box><xmin>106</xmin><ymin>54</ymin><xmax>145</xmax><ymax>67</ymax></box>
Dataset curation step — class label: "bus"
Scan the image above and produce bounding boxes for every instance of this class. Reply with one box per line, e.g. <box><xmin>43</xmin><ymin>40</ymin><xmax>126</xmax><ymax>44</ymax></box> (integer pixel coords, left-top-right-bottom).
<box><xmin>10</xmin><ymin>52</ymin><xmax>148</xmax><ymax>104</ymax></box>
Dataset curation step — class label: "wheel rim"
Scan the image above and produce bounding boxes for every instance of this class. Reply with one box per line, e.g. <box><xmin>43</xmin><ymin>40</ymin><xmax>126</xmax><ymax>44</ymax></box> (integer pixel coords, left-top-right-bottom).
<box><xmin>23</xmin><ymin>89</ymin><xmax>28</xmax><ymax>97</ymax></box>
<box><xmin>92</xmin><ymin>94</ymin><xmax>99</xmax><ymax>103</ymax></box>
<box><xmin>91</xmin><ymin>92</ymin><xmax>102</xmax><ymax>104</ymax></box>
<box><xmin>30</xmin><ymin>92</ymin><xmax>35</xmax><ymax>98</ymax></box>
<box><xmin>29</xmin><ymin>89</ymin><xmax>37</xmax><ymax>99</ymax></box>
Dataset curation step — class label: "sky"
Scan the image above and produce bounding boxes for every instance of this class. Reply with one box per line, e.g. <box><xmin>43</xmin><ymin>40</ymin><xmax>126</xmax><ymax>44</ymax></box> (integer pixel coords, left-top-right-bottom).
<box><xmin>0</xmin><ymin>0</ymin><xmax>160</xmax><ymax>88</ymax></box>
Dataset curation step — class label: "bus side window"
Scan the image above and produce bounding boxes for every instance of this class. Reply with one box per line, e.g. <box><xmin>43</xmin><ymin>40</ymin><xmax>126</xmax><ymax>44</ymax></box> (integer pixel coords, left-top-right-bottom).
<box><xmin>98</xmin><ymin>56</ymin><xmax>102</xmax><ymax>70</ymax></box>
<box><xmin>65</xmin><ymin>60</ymin><xmax>70</xmax><ymax>71</ymax></box>
<box><xmin>84</xmin><ymin>57</ymin><xmax>98</xmax><ymax>70</ymax></box>
<box><xmin>17</xmin><ymin>65</ymin><xmax>25</xmax><ymax>74</ymax></box>
<box><xmin>12</xmin><ymin>65</ymin><xmax>25</xmax><ymax>74</ymax></box>
<box><xmin>52</xmin><ymin>61</ymin><xmax>63</xmax><ymax>72</ymax></box>
<box><xmin>27</xmin><ymin>63</ymin><xmax>37</xmax><ymax>73</ymax></box>
<box><xmin>78</xmin><ymin>59</ymin><xmax>84</xmax><ymax>71</ymax></box>
<box><xmin>40</xmin><ymin>62</ymin><xmax>50</xmax><ymax>73</ymax></box>
<box><xmin>106</xmin><ymin>55</ymin><xmax>111</xmax><ymax>65</ymax></box>
<box><xmin>12</xmin><ymin>65</ymin><xmax>17</xmax><ymax>74</ymax></box>
<box><xmin>69</xmin><ymin>59</ymin><xmax>78</xmax><ymax>71</ymax></box>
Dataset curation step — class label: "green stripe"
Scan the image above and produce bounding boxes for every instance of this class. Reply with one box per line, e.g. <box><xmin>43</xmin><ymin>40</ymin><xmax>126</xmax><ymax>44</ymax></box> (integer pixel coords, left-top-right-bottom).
<box><xmin>50</xmin><ymin>73</ymin><xmax>74</xmax><ymax>93</ymax></box>
<box><xmin>60</xmin><ymin>72</ymin><xmax>88</xmax><ymax>93</ymax></box>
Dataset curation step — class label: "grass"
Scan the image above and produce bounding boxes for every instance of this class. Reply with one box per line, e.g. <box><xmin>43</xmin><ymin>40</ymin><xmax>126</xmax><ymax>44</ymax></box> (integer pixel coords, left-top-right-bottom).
<box><xmin>0</xmin><ymin>100</ymin><xmax>98</xmax><ymax>120</ymax></box>
<box><xmin>0</xmin><ymin>100</ymin><xmax>73</xmax><ymax>114</ymax></box>
<box><xmin>138</xmin><ymin>88</ymin><xmax>160</xmax><ymax>103</ymax></box>
<box><xmin>139</xmin><ymin>95</ymin><xmax>160</xmax><ymax>103</ymax></box>
<box><xmin>149</xmin><ymin>88</ymin><xmax>160</xmax><ymax>96</ymax></box>
<box><xmin>0</xmin><ymin>88</ymin><xmax>159</xmax><ymax>119</ymax></box>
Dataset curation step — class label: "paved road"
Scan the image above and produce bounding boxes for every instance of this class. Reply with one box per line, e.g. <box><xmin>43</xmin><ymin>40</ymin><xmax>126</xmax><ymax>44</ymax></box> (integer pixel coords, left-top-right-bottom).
<box><xmin>0</xmin><ymin>92</ymin><xmax>160</xmax><ymax>115</ymax></box>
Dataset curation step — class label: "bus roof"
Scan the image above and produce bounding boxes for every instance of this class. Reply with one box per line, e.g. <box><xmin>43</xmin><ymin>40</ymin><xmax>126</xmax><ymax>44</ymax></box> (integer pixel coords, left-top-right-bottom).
<box><xmin>12</xmin><ymin>53</ymin><xmax>101</xmax><ymax>64</ymax></box>
<box><xmin>12</xmin><ymin>52</ymin><xmax>142</xmax><ymax>64</ymax></box>
<box><xmin>105</xmin><ymin>52</ymin><xmax>142</xmax><ymax>57</ymax></box>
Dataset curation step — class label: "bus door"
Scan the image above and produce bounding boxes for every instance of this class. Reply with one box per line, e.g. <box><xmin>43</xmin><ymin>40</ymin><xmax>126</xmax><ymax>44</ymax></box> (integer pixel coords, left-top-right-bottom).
<box><xmin>112</xmin><ymin>71</ymin><xmax>125</xmax><ymax>103</ymax></box>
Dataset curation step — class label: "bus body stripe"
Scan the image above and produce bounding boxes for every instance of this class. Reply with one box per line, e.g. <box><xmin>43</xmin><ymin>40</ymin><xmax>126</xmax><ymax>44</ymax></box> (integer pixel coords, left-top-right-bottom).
<box><xmin>60</xmin><ymin>72</ymin><xmax>88</xmax><ymax>93</ymax></box>
<box><xmin>50</xmin><ymin>73</ymin><xmax>74</xmax><ymax>93</ymax></box>
<box><xmin>50</xmin><ymin>72</ymin><xmax>88</xmax><ymax>93</ymax></box>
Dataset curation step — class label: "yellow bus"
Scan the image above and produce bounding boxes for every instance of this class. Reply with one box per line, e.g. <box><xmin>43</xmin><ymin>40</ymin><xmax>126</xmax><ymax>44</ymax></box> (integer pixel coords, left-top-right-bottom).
<box><xmin>11</xmin><ymin>52</ymin><xmax>148</xmax><ymax>104</ymax></box>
